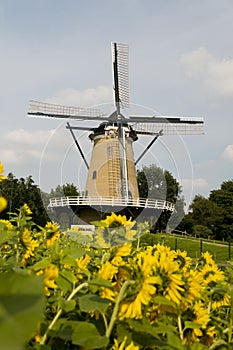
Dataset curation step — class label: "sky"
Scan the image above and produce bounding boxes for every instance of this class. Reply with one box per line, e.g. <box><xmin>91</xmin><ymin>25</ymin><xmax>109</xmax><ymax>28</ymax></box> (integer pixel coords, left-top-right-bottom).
<box><xmin>1</xmin><ymin>0</ymin><xmax>233</xmax><ymax>210</ymax></box>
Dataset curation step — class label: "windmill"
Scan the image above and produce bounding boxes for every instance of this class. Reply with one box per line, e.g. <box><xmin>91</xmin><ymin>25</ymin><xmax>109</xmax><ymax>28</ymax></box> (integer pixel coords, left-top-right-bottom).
<box><xmin>28</xmin><ymin>42</ymin><xmax>204</xmax><ymax>225</ymax></box>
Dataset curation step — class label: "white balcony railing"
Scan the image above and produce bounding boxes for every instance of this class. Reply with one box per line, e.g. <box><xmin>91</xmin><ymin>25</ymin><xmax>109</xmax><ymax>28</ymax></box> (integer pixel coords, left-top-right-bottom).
<box><xmin>48</xmin><ymin>196</ymin><xmax>175</xmax><ymax>212</ymax></box>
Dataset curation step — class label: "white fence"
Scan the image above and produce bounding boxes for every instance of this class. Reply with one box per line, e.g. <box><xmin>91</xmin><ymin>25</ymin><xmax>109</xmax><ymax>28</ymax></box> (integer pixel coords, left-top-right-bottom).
<box><xmin>49</xmin><ymin>196</ymin><xmax>175</xmax><ymax>212</ymax></box>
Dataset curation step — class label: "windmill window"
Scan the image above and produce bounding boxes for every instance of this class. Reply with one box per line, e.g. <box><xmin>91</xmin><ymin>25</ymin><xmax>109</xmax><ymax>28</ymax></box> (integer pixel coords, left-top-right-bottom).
<box><xmin>107</xmin><ymin>146</ymin><xmax>112</xmax><ymax>157</ymax></box>
<box><xmin>92</xmin><ymin>170</ymin><xmax>97</xmax><ymax>179</ymax></box>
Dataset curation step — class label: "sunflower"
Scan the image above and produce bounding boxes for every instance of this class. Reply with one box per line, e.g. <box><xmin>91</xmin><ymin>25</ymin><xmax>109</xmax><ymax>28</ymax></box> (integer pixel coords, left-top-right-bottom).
<box><xmin>153</xmin><ymin>247</ymin><xmax>184</xmax><ymax>305</ymax></box>
<box><xmin>98</xmin><ymin>261</ymin><xmax>119</xmax><ymax>301</ymax></box>
<box><xmin>174</xmin><ymin>249</ymin><xmax>192</xmax><ymax>271</ymax></box>
<box><xmin>111</xmin><ymin>243</ymin><xmax>132</xmax><ymax>266</ymax></box>
<box><xmin>0</xmin><ymin>162</ymin><xmax>7</xmax><ymax>181</ymax></box>
<box><xmin>43</xmin><ymin>264</ymin><xmax>59</xmax><ymax>296</ymax></box>
<box><xmin>21</xmin><ymin>228</ymin><xmax>39</xmax><ymax>263</ymax></box>
<box><xmin>102</xmin><ymin>213</ymin><xmax>134</xmax><ymax>229</ymax></box>
<box><xmin>119</xmin><ymin>275</ymin><xmax>160</xmax><ymax>319</ymax></box>
<box><xmin>0</xmin><ymin>197</ymin><xmax>7</xmax><ymax>212</ymax></box>
<box><xmin>111</xmin><ymin>336</ymin><xmax>139</xmax><ymax>350</ymax></box>
<box><xmin>199</xmin><ymin>263</ymin><xmax>224</xmax><ymax>288</ymax></box>
<box><xmin>119</xmin><ymin>251</ymin><xmax>161</xmax><ymax>319</ymax></box>
<box><xmin>0</xmin><ymin>164</ymin><xmax>7</xmax><ymax>211</ymax></box>
<box><xmin>75</xmin><ymin>254</ymin><xmax>91</xmax><ymax>279</ymax></box>
<box><xmin>201</xmin><ymin>251</ymin><xmax>216</xmax><ymax>266</ymax></box>
<box><xmin>184</xmin><ymin>301</ymin><xmax>211</xmax><ymax>342</ymax></box>
<box><xmin>94</xmin><ymin>213</ymin><xmax>137</xmax><ymax>248</ymax></box>
<box><xmin>99</xmin><ymin>260</ymin><xmax>118</xmax><ymax>280</ymax></box>
<box><xmin>44</xmin><ymin>221</ymin><xmax>60</xmax><ymax>246</ymax></box>
<box><xmin>210</xmin><ymin>286</ymin><xmax>230</xmax><ymax>310</ymax></box>
<box><xmin>155</xmin><ymin>243</ymin><xmax>176</xmax><ymax>258</ymax></box>
<box><xmin>0</xmin><ymin>219</ymin><xmax>13</xmax><ymax>231</ymax></box>
<box><xmin>22</xmin><ymin>203</ymin><xmax>32</xmax><ymax>215</ymax></box>
<box><xmin>181</xmin><ymin>269</ymin><xmax>203</xmax><ymax>305</ymax></box>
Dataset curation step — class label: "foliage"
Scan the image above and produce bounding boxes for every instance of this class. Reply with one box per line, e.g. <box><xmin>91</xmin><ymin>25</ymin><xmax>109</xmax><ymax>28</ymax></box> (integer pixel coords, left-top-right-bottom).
<box><xmin>188</xmin><ymin>196</ymin><xmax>224</xmax><ymax>237</ymax></box>
<box><xmin>139</xmin><ymin>233</ymin><xmax>233</xmax><ymax>264</ymax></box>
<box><xmin>137</xmin><ymin>165</ymin><xmax>185</xmax><ymax>232</ymax></box>
<box><xmin>179</xmin><ymin>180</ymin><xmax>233</xmax><ymax>240</ymax></box>
<box><xmin>209</xmin><ymin>181</ymin><xmax>233</xmax><ymax>240</ymax></box>
<box><xmin>41</xmin><ymin>183</ymin><xmax>80</xmax><ymax>227</ymax></box>
<box><xmin>0</xmin><ymin>170</ymin><xmax>79</xmax><ymax>229</ymax></box>
<box><xmin>1</xmin><ymin>206</ymin><xmax>233</xmax><ymax>349</ymax></box>
<box><xmin>193</xmin><ymin>225</ymin><xmax>213</xmax><ymax>239</ymax></box>
<box><xmin>2</xmin><ymin>164</ymin><xmax>233</xmax><ymax>349</ymax></box>
<box><xmin>0</xmin><ymin>272</ymin><xmax>44</xmax><ymax>350</ymax></box>
<box><xmin>48</xmin><ymin>183</ymin><xmax>79</xmax><ymax>198</ymax></box>
<box><xmin>0</xmin><ymin>172</ymin><xmax>49</xmax><ymax>226</ymax></box>
<box><xmin>137</xmin><ymin>165</ymin><xmax>181</xmax><ymax>203</ymax></box>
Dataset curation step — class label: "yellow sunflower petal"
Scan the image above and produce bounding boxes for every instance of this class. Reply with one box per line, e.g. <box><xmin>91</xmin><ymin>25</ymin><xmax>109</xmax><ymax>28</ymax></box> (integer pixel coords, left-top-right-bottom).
<box><xmin>0</xmin><ymin>197</ymin><xmax>7</xmax><ymax>212</ymax></box>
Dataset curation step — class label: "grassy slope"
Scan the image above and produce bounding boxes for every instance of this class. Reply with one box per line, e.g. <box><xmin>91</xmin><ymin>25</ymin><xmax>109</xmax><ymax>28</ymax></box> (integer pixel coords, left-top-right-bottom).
<box><xmin>138</xmin><ymin>233</ymin><xmax>233</xmax><ymax>264</ymax></box>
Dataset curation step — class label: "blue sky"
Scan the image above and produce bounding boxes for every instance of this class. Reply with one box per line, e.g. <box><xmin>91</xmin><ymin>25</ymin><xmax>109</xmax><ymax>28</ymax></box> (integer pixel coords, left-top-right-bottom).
<box><xmin>1</xmin><ymin>0</ymin><xmax>233</xmax><ymax>208</ymax></box>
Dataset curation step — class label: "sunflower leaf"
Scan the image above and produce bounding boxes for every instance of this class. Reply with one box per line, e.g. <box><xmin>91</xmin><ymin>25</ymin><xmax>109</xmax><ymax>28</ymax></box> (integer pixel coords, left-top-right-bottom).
<box><xmin>72</xmin><ymin>321</ymin><xmax>109</xmax><ymax>348</ymax></box>
<box><xmin>78</xmin><ymin>294</ymin><xmax>109</xmax><ymax>313</ymax></box>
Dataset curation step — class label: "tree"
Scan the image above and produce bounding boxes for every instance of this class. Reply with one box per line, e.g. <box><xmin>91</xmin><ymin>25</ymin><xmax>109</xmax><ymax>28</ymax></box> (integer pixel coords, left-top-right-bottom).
<box><xmin>189</xmin><ymin>195</ymin><xmax>224</xmax><ymax>228</ymax></box>
<box><xmin>136</xmin><ymin>165</ymin><xmax>185</xmax><ymax>232</ymax></box>
<box><xmin>179</xmin><ymin>181</ymin><xmax>233</xmax><ymax>240</ymax></box>
<box><xmin>137</xmin><ymin>165</ymin><xmax>182</xmax><ymax>202</ymax></box>
<box><xmin>41</xmin><ymin>183</ymin><xmax>80</xmax><ymax>229</ymax></box>
<box><xmin>0</xmin><ymin>173</ymin><xmax>49</xmax><ymax>226</ymax></box>
<box><xmin>63</xmin><ymin>183</ymin><xmax>79</xmax><ymax>197</ymax></box>
<box><xmin>177</xmin><ymin>212</ymin><xmax>195</xmax><ymax>234</ymax></box>
<box><xmin>181</xmin><ymin>195</ymin><xmax>224</xmax><ymax>239</ymax></box>
<box><xmin>209</xmin><ymin>181</ymin><xmax>233</xmax><ymax>211</ymax></box>
<box><xmin>193</xmin><ymin>224</ymin><xmax>213</xmax><ymax>239</ymax></box>
<box><xmin>47</xmin><ymin>183</ymin><xmax>79</xmax><ymax>198</ymax></box>
<box><xmin>209</xmin><ymin>180</ymin><xmax>233</xmax><ymax>240</ymax></box>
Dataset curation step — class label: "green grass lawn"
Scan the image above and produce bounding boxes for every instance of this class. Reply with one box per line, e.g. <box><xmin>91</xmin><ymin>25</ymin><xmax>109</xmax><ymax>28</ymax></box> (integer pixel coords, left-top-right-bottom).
<box><xmin>138</xmin><ymin>233</ymin><xmax>233</xmax><ymax>264</ymax></box>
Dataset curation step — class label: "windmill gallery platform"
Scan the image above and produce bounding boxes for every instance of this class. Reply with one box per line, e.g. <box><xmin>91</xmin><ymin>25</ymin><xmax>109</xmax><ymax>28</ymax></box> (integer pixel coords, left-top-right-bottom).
<box><xmin>48</xmin><ymin>195</ymin><xmax>175</xmax><ymax>224</ymax></box>
<box><xmin>28</xmin><ymin>42</ymin><xmax>204</xmax><ymax>226</ymax></box>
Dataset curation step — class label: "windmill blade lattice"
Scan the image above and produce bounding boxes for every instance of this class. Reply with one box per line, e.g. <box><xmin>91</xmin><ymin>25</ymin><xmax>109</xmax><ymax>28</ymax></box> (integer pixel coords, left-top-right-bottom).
<box><xmin>112</xmin><ymin>43</ymin><xmax>130</xmax><ymax>110</ymax></box>
<box><xmin>27</xmin><ymin>42</ymin><xmax>205</xmax><ymax>225</ymax></box>
<box><xmin>132</xmin><ymin>117</ymin><xmax>204</xmax><ymax>135</ymax></box>
<box><xmin>28</xmin><ymin>100</ymin><xmax>204</xmax><ymax>137</ymax></box>
<box><xmin>28</xmin><ymin>100</ymin><xmax>105</xmax><ymax>120</ymax></box>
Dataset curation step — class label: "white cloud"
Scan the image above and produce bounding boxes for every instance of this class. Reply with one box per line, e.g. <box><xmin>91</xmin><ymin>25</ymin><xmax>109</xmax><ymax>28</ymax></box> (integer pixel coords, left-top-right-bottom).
<box><xmin>180</xmin><ymin>177</ymin><xmax>209</xmax><ymax>202</ymax></box>
<box><xmin>181</xmin><ymin>177</ymin><xmax>209</xmax><ymax>191</ymax></box>
<box><xmin>196</xmin><ymin>159</ymin><xmax>215</xmax><ymax>170</ymax></box>
<box><xmin>0</xmin><ymin>127</ymin><xmax>92</xmax><ymax>184</ymax></box>
<box><xmin>180</xmin><ymin>48</ymin><xmax>233</xmax><ymax>97</ymax></box>
<box><xmin>0</xmin><ymin>129</ymin><xmax>50</xmax><ymax>167</ymax></box>
<box><xmin>3</xmin><ymin>129</ymin><xmax>52</xmax><ymax>147</ymax></box>
<box><xmin>0</xmin><ymin>128</ymin><xmax>76</xmax><ymax>167</ymax></box>
<box><xmin>46</xmin><ymin>85</ymin><xmax>113</xmax><ymax>108</ymax></box>
<box><xmin>222</xmin><ymin>144</ymin><xmax>233</xmax><ymax>163</ymax></box>
<box><xmin>179</xmin><ymin>177</ymin><xmax>209</xmax><ymax>210</ymax></box>
<box><xmin>1</xmin><ymin>149</ymin><xmax>42</xmax><ymax>166</ymax></box>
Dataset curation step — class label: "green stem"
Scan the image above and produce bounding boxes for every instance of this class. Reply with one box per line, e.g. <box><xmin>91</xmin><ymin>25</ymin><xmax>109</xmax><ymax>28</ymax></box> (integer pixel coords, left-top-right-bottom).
<box><xmin>177</xmin><ymin>314</ymin><xmax>183</xmax><ymax>341</ymax></box>
<box><xmin>40</xmin><ymin>282</ymin><xmax>88</xmax><ymax>345</ymax></box>
<box><xmin>136</xmin><ymin>235</ymin><xmax>140</xmax><ymax>250</ymax></box>
<box><xmin>105</xmin><ymin>280</ymin><xmax>134</xmax><ymax>339</ymax></box>
<box><xmin>207</xmin><ymin>301</ymin><xmax>211</xmax><ymax>314</ymax></box>
<box><xmin>101</xmin><ymin>312</ymin><xmax>108</xmax><ymax>332</ymax></box>
<box><xmin>229</xmin><ymin>307</ymin><xmax>233</xmax><ymax>345</ymax></box>
<box><xmin>16</xmin><ymin>233</ymin><xmax>20</xmax><ymax>264</ymax></box>
<box><xmin>228</xmin><ymin>287</ymin><xmax>233</xmax><ymax>345</ymax></box>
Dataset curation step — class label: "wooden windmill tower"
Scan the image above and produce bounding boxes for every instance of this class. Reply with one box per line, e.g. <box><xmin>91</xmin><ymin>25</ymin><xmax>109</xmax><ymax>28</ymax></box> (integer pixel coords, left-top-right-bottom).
<box><xmin>28</xmin><ymin>43</ymin><xmax>204</xmax><ymax>224</ymax></box>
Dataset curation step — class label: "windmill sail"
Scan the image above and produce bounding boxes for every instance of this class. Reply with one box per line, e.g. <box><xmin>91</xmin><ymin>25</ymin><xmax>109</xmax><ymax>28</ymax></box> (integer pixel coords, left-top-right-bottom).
<box><xmin>28</xmin><ymin>100</ymin><xmax>105</xmax><ymax>120</ymax></box>
<box><xmin>131</xmin><ymin>116</ymin><xmax>204</xmax><ymax>135</ymax></box>
<box><xmin>112</xmin><ymin>43</ymin><xmax>130</xmax><ymax>111</ymax></box>
<box><xmin>28</xmin><ymin>42</ymin><xmax>205</xmax><ymax>224</ymax></box>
